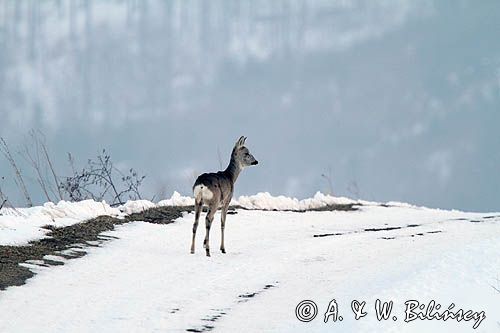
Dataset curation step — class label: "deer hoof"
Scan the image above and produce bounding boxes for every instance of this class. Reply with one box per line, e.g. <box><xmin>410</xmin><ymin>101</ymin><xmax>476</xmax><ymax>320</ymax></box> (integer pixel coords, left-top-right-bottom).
<box><xmin>221</xmin><ymin>248</ymin><xmax>226</xmax><ymax>254</ymax></box>
<box><xmin>206</xmin><ymin>250</ymin><xmax>211</xmax><ymax>257</ymax></box>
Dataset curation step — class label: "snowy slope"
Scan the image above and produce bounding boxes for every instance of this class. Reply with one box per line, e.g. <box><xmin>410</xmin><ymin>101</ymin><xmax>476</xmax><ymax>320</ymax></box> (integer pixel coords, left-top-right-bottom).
<box><xmin>0</xmin><ymin>192</ymin><xmax>359</xmax><ymax>245</ymax></box>
<box><xmin>0</xmin><ymin>200</ymin><xmax>121</xmax><ymax>245</ymax></box>
<box><xmin>0</xmin><ymin>204</ymin><xmax>498</xmax><ymax>332</ymax></box>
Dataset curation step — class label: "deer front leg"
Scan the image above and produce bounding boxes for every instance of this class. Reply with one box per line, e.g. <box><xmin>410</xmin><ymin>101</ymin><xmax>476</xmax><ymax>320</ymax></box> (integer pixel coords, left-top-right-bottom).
<box><xmin>220</xmin><ymin>203</ymin><xmax>229</xmax><ymax>253</ymax></box>
<box><xmin>190</xmin><ymin>201</ymin><xmax>202</xmax><ymax>254</ymax></box>
<box><xmin>203</xmin><ymin>208</ymin><xmax>216</xmax><ymax>257</ymax></box>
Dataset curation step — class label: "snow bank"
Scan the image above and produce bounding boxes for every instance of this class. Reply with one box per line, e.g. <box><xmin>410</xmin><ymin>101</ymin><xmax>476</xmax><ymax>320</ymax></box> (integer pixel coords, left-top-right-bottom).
<box><xmin>0</xmin><ymin>191</ymin><xmax>424</xmax><ymax>246</ymax></box>
<box><xmin>0</xmin><ymin>200</ymin><xmax>120</xmax><ymax>246</ymax></box>
<box><xmin>117</xmin><ymin>192</ymin><xmax>195</xmax><ymax>215</ymax></box>
<box><xmin>119</xmin><ymin>200</ymin><xmax>157</xmax><ymax>215</ymax></box>
<box><xmin>235</xmin><ymin>191</ymin><xmax>357</xmax><ymax>210</ymax></box>
<box><xmin>154</xmin><ymin>191</ymin><xmax>360</xmax><ymax>211</ymax></box>
<box><xmin>157</xmin><ymin>191</ymin><xmax>195</xmax><ymax>207</ymax></box>
<box><xmin>39</xmin><ymin>200</ymin><xmax>120</xmax><ymax>220</ymax></box>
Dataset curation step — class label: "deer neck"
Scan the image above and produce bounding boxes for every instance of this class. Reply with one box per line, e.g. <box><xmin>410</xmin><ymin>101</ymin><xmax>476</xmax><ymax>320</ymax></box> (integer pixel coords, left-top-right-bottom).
<box><xmin>224</xmin><ymin>155</ymin><xmax>242</xmax><ymax>184</ymax></box>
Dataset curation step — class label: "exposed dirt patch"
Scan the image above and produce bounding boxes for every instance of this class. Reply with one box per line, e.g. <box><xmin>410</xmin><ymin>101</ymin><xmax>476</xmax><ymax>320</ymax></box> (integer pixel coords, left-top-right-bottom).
<box><xmin>314</xmin><ymin>224</ymin><xmax>423</xmax><ymax>238</ymax></box>
<box><xmin>185</xmin><ymin>308</ymin><xmax>229</xmax><ymax>332</ymax></box>
<box><xmin>237</xmin><ymin>283</ymin><xmax>277</xmax><ymax>303</ymax></box>
<box><xmin>127</xmin><ymin>206</ymin><xmax>194</xmax><ymax>224</ymax></box>
<box><xmin>363</xmin><ymin>226</ymin><xmax>402</xmax><ymax>232</ymax></box>
<box><xmin>380</xmin><ymin>230</ymin><xmax>443</xmax><ymax>240</ymax></box>
<box><xmin>229</xmin><ymin>203</ymin><xmax>359</xmax><ymax>213</ymax></box>
<box><xmin>1</xmin><ymin>202</ymin><xmax>358</xmax><ymax>291</ymax></box>
<box><xmin>450</xmin><ymin>215</ymin><xmax>500</xmax><ymax>224</ymax></box>
<box><xmin>483</xmin><ymin>215</ymin><xmax>500</xmax><ymax>219</ymax></box>
<box><xmin>313</xmin><ymin>232</ymin><xmax>345</xmax><ymax>238</ymax></box>
<box><xmin>201</xmin><ymin>204</ymin><xmax>358</xmax><ymax>213</ymax></box>
<box><xmin>186</xmin><ymin>282</ymin><xmax>278</xmax><ymax>332</ymax></box>
<box><xmin>0</xmin><ymin>206</ymin><xmax>193</xmax><ymax>290</ymax></box>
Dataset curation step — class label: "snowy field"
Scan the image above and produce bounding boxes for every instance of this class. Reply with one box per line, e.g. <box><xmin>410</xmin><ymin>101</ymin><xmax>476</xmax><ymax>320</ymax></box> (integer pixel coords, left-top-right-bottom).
<box><xmin>0</xmin><ymin>196</ymin><xmax>498</xmax><ymax>332</ymax></box>
<box><xmin>0</xmin><ymin>192</ymin><xmax>359</xmax><ymax>246</ymax></box>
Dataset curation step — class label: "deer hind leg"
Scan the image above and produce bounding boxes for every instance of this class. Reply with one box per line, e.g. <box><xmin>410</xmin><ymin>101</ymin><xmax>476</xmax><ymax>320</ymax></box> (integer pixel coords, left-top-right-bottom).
<box><xmin>203</xmin><ymin>206</ymin><xmax>216</xmax><ymax>257</ymax></box>
<box><xmin>220</xmin><ymin>203</ymin><xmax>229</xmax><ymax>254</ymax></box>
<box><xmin>190</xmin><ymin>200</ymin><xmax>202</xmax><ymax>254</ymax></box>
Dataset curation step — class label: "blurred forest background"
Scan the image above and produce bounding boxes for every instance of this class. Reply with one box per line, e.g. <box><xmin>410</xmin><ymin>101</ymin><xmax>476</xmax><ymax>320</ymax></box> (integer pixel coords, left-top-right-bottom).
<box><xmin>0</xmin><ymin>1</ymin><xmax>499</xmax><ymax>211</ymax></box>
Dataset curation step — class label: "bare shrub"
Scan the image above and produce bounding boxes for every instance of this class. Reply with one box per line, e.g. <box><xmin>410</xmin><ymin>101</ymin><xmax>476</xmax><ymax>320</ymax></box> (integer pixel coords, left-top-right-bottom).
<box><xmin>0</xmin><ymin>132</ymin><xmax>146</xmax><ymax>207</ymax></box>
<box><xmin>0</xmin><ymin>138</ymin><xmax>33</xmax><ymax>207</ymax></box>
<box><xmin>20</xmin><ymin>131</ymin><xmax>54</xmax><ymax>202</ymax></box>
<box><xmin>59</xmin><ymin>149</ymin><xmax>146</xmax><ymax>206</ymax></box>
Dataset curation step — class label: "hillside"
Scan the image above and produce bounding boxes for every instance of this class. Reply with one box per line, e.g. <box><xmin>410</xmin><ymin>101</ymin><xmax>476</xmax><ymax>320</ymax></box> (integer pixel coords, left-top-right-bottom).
<box><xmin>0</xmin><ymin>194</ymin><xmax>498</xmax><ymax>332</ymax></box>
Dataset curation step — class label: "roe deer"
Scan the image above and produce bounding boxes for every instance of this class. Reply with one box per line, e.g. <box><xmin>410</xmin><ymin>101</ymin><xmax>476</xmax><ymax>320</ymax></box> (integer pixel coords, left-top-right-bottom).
<box><xmin>191</xmin><ymin>136</ymin><xmax>258</xmax><ymax>256</ymax></box>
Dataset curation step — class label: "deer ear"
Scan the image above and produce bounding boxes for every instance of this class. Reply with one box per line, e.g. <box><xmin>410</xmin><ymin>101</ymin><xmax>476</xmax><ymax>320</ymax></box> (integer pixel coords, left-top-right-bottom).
<box><xmin>235</xmin><ymin>136</ymin><xmax>245</xmax><ymax>148</ymax></box>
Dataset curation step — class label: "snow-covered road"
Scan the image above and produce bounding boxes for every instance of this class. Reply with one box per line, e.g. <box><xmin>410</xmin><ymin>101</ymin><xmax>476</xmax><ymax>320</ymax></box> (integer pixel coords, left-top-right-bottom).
<box><xmin>0</xmin><ymin>206</ymin><xmax>498</xmax><ymax>332</ymax></box>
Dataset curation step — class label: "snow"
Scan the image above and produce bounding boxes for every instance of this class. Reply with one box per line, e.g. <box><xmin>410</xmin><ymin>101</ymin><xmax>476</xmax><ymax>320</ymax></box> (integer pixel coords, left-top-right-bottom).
<box><xmin>0</xmin><ymin>192</ymin><xmax>362</xmax><ymax>245</ymax></box>
<box><xmin>0</xmin><ymin>191</ymin><xmax>488</xmax><ymax>246</ymax></box>
<box><xmin>157</xmin><ymin>191</ymin><xmax>195</xmax><ymax>207</ymax></box>
<box><xmin>131</xmin><ymin>191</ymin><xmax>366</xmax><ymax>213</ymax></box>
<box><xmin>155</xmin><ymin>191</ymin><xmax>361</xmax><ymax>211</ymax></box>
<box><xmin>0</xmin><ymin>204</ymin><xmax>498</xmax><ymax>332</ymax></box>
<box><xmin>119</xmin><ymin>199</ymin><xmax>157</xmax><ymax>215</ymax></box>
<box><xmin>235</xmin><ymin>191</ymin><xmax>360</xmax><ymax>210</ymax></box>
<box><xmin>0</xmin><ymin>192</ymin><xmax>363</xmax><ymax>245</ymax></box>
<box><xmin>0</xmin><ymin>200</ymin><xmax>121</xmax><ymax>246</ymax></box>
